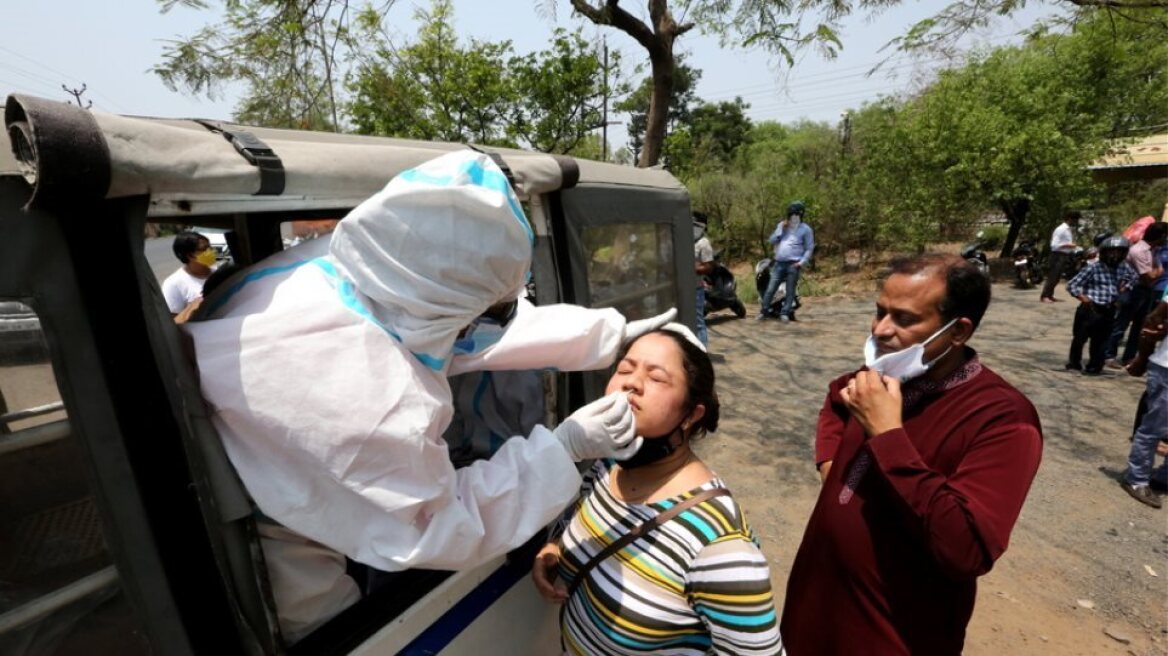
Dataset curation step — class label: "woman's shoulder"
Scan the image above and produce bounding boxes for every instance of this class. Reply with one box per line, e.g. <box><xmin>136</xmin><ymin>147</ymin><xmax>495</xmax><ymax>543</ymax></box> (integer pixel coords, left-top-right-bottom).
<box><xmin>670</xmin><ymin>479</ymin><xmax>758</xmax><ymax>543</ymax></box>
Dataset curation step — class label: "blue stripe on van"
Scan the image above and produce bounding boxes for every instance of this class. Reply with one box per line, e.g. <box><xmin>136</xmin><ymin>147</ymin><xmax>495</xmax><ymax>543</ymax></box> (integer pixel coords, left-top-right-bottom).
<box><xmin>396</xmin><ymin>557</ymin><xmax>531</xmax><ymax>655</ymax></box>
<box><xmin>398</xmin><ymin>158</ymin><xmax>533</xmax><ymax>245</ymax></box>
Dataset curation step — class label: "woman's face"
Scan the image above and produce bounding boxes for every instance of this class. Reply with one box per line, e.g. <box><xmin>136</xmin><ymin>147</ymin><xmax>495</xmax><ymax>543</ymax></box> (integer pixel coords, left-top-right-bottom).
<box><xmin>606</xmin><ymin>333</ymin><xmax>700</xmax><ymax>437</ymax></box>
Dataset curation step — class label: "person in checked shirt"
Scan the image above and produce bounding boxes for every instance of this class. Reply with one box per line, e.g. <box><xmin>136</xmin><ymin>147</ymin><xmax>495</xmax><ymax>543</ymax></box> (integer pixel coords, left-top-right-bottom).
<box><xmin>1066</xmin><ymin>235</ymin><xmax>1138</xmax><ymax>375</ymax></box>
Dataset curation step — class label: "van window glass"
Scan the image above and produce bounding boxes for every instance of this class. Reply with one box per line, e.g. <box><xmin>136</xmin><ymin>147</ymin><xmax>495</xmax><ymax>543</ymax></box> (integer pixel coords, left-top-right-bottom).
<box><xmin>582</xmin><ymin>222</ymin><xmax>676</xmax><ymax>319</ymax></box>
<box><xmin>0</xmin><ymin>302</ymin><xmax>149</xmax><ymax>654</ymax></box>
<box><xmin>281</xmin><ymin>219</ymin><xmax>339</xmax><ymax>248</ymax></box>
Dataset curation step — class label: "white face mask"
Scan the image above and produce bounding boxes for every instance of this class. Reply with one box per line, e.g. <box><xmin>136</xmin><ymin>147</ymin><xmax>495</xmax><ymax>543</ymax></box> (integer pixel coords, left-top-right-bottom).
<box><xmin>788</xmin><ymin>215</ymin><xmax>801</xmax><ymax>227</ymax></box>
<box><xmin>863</xmin><ymin>318</ymin><xmax>959</xmax><ymax>383</ymax></box>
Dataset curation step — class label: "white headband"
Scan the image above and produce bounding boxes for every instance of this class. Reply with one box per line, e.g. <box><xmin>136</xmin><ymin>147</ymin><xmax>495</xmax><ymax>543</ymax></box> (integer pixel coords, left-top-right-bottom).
<box><xmin>659</xmin><ymin>322</ymin><xmax>707</xmax><ymax>353</ymax></box>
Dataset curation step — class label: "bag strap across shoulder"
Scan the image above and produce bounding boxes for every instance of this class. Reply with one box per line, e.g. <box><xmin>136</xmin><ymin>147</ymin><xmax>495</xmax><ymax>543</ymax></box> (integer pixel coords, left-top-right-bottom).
<box><xmin>565</xmin><ymin>486</ymin><xmax>730</xmax><ymax>599</ymax></box>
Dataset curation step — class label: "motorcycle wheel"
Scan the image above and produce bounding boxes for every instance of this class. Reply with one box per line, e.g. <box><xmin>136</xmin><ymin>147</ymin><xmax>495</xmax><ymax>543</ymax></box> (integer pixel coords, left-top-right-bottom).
<box><xmin>732</xmin><ymin>300</ymin><xmax>746</xmax><ymax>319</ymax></box>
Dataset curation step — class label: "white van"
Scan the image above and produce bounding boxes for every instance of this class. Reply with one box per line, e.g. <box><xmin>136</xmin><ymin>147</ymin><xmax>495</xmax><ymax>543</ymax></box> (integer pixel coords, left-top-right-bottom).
<box><xmin>0</xmin><ymin>93</ymin><xmax>696</xmax><ymax>654</ymax></box>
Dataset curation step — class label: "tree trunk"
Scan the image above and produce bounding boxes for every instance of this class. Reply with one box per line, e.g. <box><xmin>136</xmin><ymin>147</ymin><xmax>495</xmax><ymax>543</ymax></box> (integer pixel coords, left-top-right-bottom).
<box><xmin>639</xmin><ymin>49</ymin><xmax>674</xmax><ymax>168</ymax></box>
<box><xmin>999</xmin><ymin>198</ymin><xmax>1030</xmax><ymax>258</ymax></box>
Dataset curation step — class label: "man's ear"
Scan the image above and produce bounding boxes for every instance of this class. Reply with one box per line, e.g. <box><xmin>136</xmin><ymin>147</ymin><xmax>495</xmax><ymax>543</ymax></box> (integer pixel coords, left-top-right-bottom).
<box><xmin>951</xmin><ymin>317</ymin><xmax>975</xmax><ymax>347</ymax></box>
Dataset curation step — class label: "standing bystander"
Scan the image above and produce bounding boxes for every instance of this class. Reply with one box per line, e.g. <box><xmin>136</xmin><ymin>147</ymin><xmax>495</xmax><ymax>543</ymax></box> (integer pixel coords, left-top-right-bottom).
<box><xmin>1121</xmin><ymin>291</ymin><xmax>1168</xmax><ymax>508</ymax></box>
<box><xmin>1105</xmin><ymin>222</ymin><xmax>1166</xmax><ymax>367</ymax></box>
<box><xmin>758</xmin><ymin>201</ymin><xmax>814</xmax><ymax>322</ymax></box>
<box><xmin>782</xmin><ymin>253</ymin><xmax>1043</xmax><ymax>655</ymax></box>
<box><xmin>1040</xmin><ymin>210</ymin><xmax>1081</xmax><ymax>302</ymax></box>
<box><xmin>161</xmin><ymin>231</ymin><xmax>215</xmax><ymax>316</ymax></box>
<box><xmin>1065</xmin><ymin>236</ymin><xmax>1138</xmax><ymax>375</ymax></box>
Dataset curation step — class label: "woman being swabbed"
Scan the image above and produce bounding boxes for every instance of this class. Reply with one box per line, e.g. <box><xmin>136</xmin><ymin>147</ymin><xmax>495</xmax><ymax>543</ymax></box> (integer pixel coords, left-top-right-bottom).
<box><xmin>532</xmin><ymin>323</ymin><xmax>783</xmax><ymax>655</ymax></box>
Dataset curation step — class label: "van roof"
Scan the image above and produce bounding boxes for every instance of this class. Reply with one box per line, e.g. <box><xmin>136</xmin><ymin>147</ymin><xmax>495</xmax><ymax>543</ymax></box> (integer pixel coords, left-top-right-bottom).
<box><xmin>3</xmin><ymin>94</ymin><xmax>683</xmax><ymax>219</ymax></box>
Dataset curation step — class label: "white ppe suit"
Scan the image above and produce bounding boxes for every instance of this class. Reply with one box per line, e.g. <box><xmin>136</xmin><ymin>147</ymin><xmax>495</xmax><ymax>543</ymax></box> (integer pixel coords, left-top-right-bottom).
<box><xmin>184</xmin><ymin>152</ymin><xmax>647</xmax><ymax>641</ymax></box>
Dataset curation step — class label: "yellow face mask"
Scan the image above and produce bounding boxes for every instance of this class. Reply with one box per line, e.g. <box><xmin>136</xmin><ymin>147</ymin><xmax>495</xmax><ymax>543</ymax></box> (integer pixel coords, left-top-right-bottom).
<box><xmin>194</xmin><ymin>248</ymin><xmax>217</xmax><ymax>267</ymax></box>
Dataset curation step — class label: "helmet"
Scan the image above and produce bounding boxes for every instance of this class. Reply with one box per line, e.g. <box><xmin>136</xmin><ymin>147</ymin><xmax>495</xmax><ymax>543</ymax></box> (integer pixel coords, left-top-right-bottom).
<box><xmin>787</xmin><ymin>201</ymin><xmax>806</xmax><ymax>217</ymax></box>
<box><xmin>1100</xmin><ymin>235</ymin><xmax>1130</xmax><ymax>253</ymax></box>
<box><xmin>1092</xmin><ymin>231</ymin><xmax>1113</xmax><ymax>247</ymax></box>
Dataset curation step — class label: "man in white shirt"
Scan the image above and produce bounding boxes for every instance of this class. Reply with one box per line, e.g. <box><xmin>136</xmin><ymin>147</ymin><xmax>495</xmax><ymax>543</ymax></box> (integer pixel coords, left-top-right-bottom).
<box><xmin>1040</xmin><ymin>211</ymin><xmax>1080</xmax><ymax>302</ymax></box>
<box><xmin>161</xmin><ymin>231</ymin><xmax>215</xmax><ymax>315</ymax></box>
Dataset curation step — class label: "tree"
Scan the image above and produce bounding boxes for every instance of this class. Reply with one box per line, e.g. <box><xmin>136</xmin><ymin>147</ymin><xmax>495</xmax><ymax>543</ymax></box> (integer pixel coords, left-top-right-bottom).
<box><xmin>615</xmin><ymin>60</ymin><xmax>701</xmax><ymax>163</ymax></box>
<box><xmin>153</xmin><ymin>0</ymin><xmax>393</xmax><ymax>129</ymax></box>
<box><xmin>845</xmin><ymin>10</ymin><xmax>1168</xmax><ymax>257</ymax></box>
<box><xmin>663</xmin><ymin>97</ymin><xmax>753</xmax><ymax>176</ymax></box>
<box><xmin>348</xmin><ymin>2</ymin><xmax>623</xmax><ymax>152</ymax></box>
<box><xmin>559</xmin><ymin>0</ymin><xmax>1165</xmax><ymax>169</ymax></box>
<box><xmin>347</xmin><ymin>0</ymin><xmax>514</xmax><ymax>144</ymax></box>
<box><xmin>506</xmin><ymin>30</ymin><xmax>628</xmax><ymax>153</ymax></box>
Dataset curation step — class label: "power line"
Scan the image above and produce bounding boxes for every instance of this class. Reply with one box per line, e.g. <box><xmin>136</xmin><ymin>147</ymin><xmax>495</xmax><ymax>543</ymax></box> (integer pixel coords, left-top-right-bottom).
<box><xmin>0</xmin><ymin>45</ymin><xmax>132</xmax><ymax>113</ymax></box>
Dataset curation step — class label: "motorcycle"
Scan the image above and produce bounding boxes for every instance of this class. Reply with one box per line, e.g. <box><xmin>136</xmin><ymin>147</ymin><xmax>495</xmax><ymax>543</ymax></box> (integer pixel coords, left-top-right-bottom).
<box><xmin>960</xmin><ymin>231</ymin><xmax>989</xmax><ymax>276</ymax></box>
<box><xmin>754</xmin><ymin>257</ymin><xmax>802</xmax><ymax>319</ymax></box>
<box><xmin>1011</xmin><ymin>239</ymin><xmax>1043</xmax><ymax>288</ymax></box>
<box><xmin>703</xmin><ymin>253</ymin><xmax>747</xmax><ymax>319</ymax></box>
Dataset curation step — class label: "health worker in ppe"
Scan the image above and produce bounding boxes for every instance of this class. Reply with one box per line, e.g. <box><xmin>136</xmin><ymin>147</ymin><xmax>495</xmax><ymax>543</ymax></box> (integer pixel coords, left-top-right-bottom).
<box><xmin>183</xmin><ymin>151</ymin><xmax>675</xmax><ymax>642</ymax></box>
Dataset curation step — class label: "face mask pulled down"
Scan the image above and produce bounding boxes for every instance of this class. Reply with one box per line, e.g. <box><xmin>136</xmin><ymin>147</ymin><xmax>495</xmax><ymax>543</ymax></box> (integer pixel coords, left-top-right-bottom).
<box><xmin>617</xmin><ymin>414</ymin><xmax>689</xmax><ymax>470</ymax></box>
<box><xmin>863</xmin><ymin>318</ymin><xmax>958</xmax><ymax>383</ymax></box>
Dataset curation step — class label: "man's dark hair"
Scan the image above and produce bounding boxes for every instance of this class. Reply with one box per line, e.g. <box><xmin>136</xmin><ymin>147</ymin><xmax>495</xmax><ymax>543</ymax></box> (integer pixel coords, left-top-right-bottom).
<box><xmin>1143</xmin><ymin>222</ymin><xmax>1167</xmax><ymax>244</ymax></box>
<box><xmin>172</xmin><ymin>231</ymin><xmax>207</xmax><ymax>264</ymax></box>
<box><xmin>886</xmin><ymin>253</ymin><xmax>992</xmax><ymax>330</ymax></box>
<box><xmin>1065</xmin><ymin>210</ymin><xmax>1082</xmax><ymax>223</ymax></box>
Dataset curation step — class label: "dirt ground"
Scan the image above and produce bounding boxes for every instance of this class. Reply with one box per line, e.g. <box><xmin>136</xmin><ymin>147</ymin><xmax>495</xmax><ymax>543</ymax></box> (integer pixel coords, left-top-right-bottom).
<box><xmin>695</xmin><ymin>279</ymin><xmax>1168</xmax><ymax>655</ymax></box>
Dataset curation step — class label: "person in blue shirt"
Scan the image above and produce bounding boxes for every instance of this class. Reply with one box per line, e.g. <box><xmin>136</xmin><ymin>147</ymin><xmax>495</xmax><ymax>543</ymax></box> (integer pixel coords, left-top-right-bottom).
<box><xmin>758</xmin><ymin>201</ymin><xmax>815</xmax><ymax>322</ymax></box>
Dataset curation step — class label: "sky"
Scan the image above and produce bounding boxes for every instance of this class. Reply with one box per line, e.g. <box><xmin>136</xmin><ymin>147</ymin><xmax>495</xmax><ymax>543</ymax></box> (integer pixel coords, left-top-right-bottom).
<box><xmin>1</xmin><ymin>1</ymin><xmax>1059</xmax><ymax>151</ymax></box>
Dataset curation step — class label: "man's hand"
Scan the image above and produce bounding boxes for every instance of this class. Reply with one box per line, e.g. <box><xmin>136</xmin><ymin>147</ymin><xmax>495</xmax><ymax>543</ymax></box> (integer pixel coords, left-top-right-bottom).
<box><xmin>531</xmin><ymin>543</ymin><xmax>568</xmax><ymax>603</ymax></box>
<box><xmin>624</xmin><ymin>308</ymin><xmax>678</xmax><ymax>344</ymax></box>
<box><xmin>839</xmin><ymin>370</ymin><xmax>903</xmax><ymax>437</ymax></box>
<box><xmin>818</xmin><ymin>460</ymin><xmax>833</xmax><ymax>484</ymax></box>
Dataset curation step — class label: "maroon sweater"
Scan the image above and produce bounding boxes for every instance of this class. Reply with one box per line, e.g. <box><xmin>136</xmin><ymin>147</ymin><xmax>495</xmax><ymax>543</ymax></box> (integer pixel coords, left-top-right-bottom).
<box><xmin>780</xmin><ymin>357</ymin><xmax>1043</xmax><ymax>655</ymax></box>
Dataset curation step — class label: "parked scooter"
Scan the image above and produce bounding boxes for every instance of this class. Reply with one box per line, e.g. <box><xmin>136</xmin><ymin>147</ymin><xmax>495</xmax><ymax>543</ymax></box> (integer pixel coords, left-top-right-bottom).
<box><xmin>703</xmin><ymin>252</ymin><xmax>747</xmax><ymax>319</ymax></box>
<box><xmin>1012</xmin><ymin>238</ymin><xmax>1043</xmax><ymax>288</ymax></box>
<box><xmin>960</xmin><ymin>231</ymin><xmax>990</xmax><ymax>276</ymax></box>
<box><xmin>754</xmin><ymin>257</ymin><xmax>802</xmax><ymax>319</ymax></box>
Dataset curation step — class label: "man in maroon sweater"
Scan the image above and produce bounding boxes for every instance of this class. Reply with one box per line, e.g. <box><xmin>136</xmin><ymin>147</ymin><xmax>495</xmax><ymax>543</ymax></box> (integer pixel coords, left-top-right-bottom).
<box><xmin>781</xmin><ymin>253</ymin><xmax>1043</xmax><ymax>655</ymax></box>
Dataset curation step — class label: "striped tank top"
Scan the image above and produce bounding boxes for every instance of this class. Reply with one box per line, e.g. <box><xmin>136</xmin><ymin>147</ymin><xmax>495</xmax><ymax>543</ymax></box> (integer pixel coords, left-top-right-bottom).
<box><xmin>556</xmin><ymin>460</ymin><xmax>782</xmax><ymax>655</ymax></box>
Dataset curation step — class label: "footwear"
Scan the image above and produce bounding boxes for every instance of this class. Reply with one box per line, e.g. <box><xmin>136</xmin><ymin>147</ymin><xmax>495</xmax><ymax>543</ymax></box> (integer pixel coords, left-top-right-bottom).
<box><xmin>1040</xmin><ymin>297</ymin><xmax>1055</xmax><ymax>303</ymax></box>
<box><xmin>755</xmin><ymin>313</ymin><xmax>768</xmax><ymax>321</ymax></box>
<box><xmin>1064</xmin><ymin>362</ymin><xmax>1082</xmax><ymax>371</ymax></box>
<box><xmin>1082</xmin><ymin>368</ymin><xmax>1103</xmax><ymax>376</ymax></box>
<box><xmin>1150</xmin><ymin>478</ymin><xmax>1167</xmax><ymax>493</ymax></box>
<box><xmin>1105</xmin><ymin>358</ymin><xmax>1124</xmax><ymax>370</ymax></box>
<box><xmin>779</xmin><ymin>315</ymin><xmax>790</xmax><ymax>323</ymax></box>
<box><xmin>1120</xmin><ymin>481</ymin><xmax>1162</xmax><ymax>509</ymax></box>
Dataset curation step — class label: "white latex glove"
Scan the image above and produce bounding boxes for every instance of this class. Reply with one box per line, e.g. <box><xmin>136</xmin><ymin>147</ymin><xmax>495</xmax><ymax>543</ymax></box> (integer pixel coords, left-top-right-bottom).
<box><xmin>553</xmin><ymin>392</ymin><xmax>642</xmax><ymax>461</ymax></box>
<box><xmin>624</xmin><ymin>308</ymin><xmax>678</xmax><ymax>344</ymax></box>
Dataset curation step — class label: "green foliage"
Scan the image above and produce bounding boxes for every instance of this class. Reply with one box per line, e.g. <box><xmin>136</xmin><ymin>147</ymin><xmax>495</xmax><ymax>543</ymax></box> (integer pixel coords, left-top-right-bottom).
<box><xmin>152</xmin><ymin>0</ymin><xmax>388</xmax><ymax>129</ymax></box>
<box><xmin>507</xmin><ymin>30</ymin><xmax>628</xmax><ymax>153</ymax></box>
<box><xmin>684</xmin><ymin>10</ymin><xmax>1168</xmax><ymax>266</ymax></box>
<box><xmin>665</xmin><ymin>97</ymin><xmax>753</xmax><ymax>177</ymax></box>
<box><xmin>976</xmin><ymin>225</ymin><xmax>1009</xmax><ymax>251</ymax></box>
<box><xmin>347</xmin><ymin>3</ymin><xmax>620</xmax><ymax>152</ymax></box>
<box><xmin>615</xmin><ymin>61</ymin><xmax>701</xmax><ymax>163</ymax></box>
<box><xmin>346</xmin><ymin>0</ymin><xmax>514</xmax><ymax>144</ymax></box>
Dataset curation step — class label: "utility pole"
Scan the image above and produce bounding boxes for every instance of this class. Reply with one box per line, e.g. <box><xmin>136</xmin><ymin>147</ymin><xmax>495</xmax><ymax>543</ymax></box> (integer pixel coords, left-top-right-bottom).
<box><xmin>61</xmin><ymin>83</ymin><xmax>92</xmax><ymax>109</ymax></box>
<box><xmin>601</xmin><ymin>37</ymin><xmax>609</xmax><ymax>162</ymax></box>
